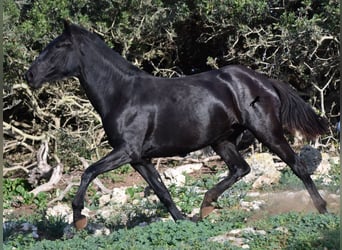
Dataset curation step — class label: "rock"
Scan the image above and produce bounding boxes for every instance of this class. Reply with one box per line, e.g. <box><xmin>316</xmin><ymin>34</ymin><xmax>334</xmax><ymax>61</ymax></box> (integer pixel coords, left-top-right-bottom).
<box><xmin>240</xmin><ymin>200</ymin><xmax>265</xmax><ymax>211</ymax></box>
<box><xmin>20</xmin><ymin>222</ymin><xmax>39</xmax><ymax>239</ymax></box>
<box><xmin>87</xmin><ymin>223</ymin><xmax>111</xmax><ymax>236</ymax></box>
<box><xmin>163</xmin><ymin>163</ymin><xmax>203</xmax><ymax>186</ymax></box>
<box><xmin>229</xmin><ymin>227</ymin><xmax>267</xmax><ymax>236</ymax></box>
<box><xmin>299</xmin><ymin>145</ymin><xmax>322</xmax><ymax>174</ymax></box>
<box><xmin>209</xmin><ymin>227</ymin><xmax>266</xmax><ymax>248</ymax></box>
<box><xmin>173</xmin><ymin>163</ymin><xmax>203</xmax><ymax>174</ymax></box>
<box><xmin>46</xmin><ymin>203</ymin><xmax>73</xmax><ymax>224</ymax></box>
<box><xmin>246</xmin><ymin>192</ymin><xmax>261</xmax><ymax>198</ymax></box>
<box><xmin>275</xmin><ymin>226</ymin><xmax>289</xmax><ymax>234</ymax></box>
<box><xmin>299</xmin><ymin>147</ymin><xmax>336</xmax><ymax>185</ymax></box>
<box><xmin>99</xmin><ymin>194</ymin><xmax>112</xmax><ymax>207</ymax></box>
<box><xmin>97</xmin><ymin>208</ymin><xmax>113</xmax><ymax>219</ymax></box>
<box><xmin>138</xmin><ymin>221</ymin><xmax>149</xmax><ymax>227</ymax></box>
<box><xmin>252</xmin><ymin>173</ymin><xmax>281</xmax><ymax>189</ymax></box>
<box><xmin>210</xmin><ymin>234</ymin><xmax>248</xmax><ymax>247</ymax></box>
<box><xmin>63</xmin><ymin>224</ymin><xmax>75</xmax><ymax>239</ymax></box>
<box><xmin>188</xmin><ymin>207</ymin><xmax>200</xmax><ymax>218</ymax></box>
<box><xmin>163</xmin><ymin>169</ymin><xmax>186</xmax><ymax>186</ymax></box>
<box><xmin>244</xmin><ymin>153</ymin><xmax>281</xmax><ymax>188</ymax></box>
<box><xmin>63</xmin><ymin>222</ymin><xmax>110</xmax><ymax>238</ymax></box>
<box><xmin>3</xmin><ymin>221</ymin><xmax>17</xmax><ymax>232</ymax></box>
<box><xmin>313</xmin><ymin>153</ymin><xmax>331</xmax><ymax>176</ymax></box>
<box><xmin>111</xmin><ymin>187</ymin><xmax>128</xmax><ymax>205</ymax></box>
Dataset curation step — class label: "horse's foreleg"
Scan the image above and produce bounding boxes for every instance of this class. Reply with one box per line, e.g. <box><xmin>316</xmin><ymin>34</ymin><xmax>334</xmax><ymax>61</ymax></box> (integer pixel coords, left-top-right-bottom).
<box><xmin>132</xmin><ymin>160</ymin><xmax>185</xmax><ymax>221</ymax></box>
<box><xmin>72</xmin><ymin>148</ymin><xmax>131</xmax><ymax>230</ymax></box>
<box><xmin>200</xmin><ymin>141</ymin><xmax>251</xmax><ymax>218</ymax></box>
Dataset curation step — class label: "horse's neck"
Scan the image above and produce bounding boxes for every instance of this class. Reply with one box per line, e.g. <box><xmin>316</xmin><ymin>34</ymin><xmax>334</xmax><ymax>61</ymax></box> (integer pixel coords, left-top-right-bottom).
<box><xmin>78</xmin><ymin>47</ymin><xmax>137</xmax><ymax>118</ymax></box>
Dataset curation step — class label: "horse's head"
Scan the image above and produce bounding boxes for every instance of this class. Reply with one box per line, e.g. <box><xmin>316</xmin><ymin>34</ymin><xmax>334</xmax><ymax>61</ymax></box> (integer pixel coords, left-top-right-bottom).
<box><xmin>25</xmin><ymin>20</ymin><xmax>80</xmax><ymax>88</ymax></box>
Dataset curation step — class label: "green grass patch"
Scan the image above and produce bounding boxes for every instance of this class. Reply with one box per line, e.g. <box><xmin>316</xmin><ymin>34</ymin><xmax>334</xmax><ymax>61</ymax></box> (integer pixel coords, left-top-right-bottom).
<box><xmin>4</xmin><ymin>211</ymin><xmax>339</xmax><ymax>250</ymax></box>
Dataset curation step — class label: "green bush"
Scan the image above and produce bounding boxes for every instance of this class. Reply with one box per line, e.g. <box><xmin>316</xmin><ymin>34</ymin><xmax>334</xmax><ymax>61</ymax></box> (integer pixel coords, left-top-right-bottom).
<box><xmin>3</xmin><ymin>178</ymin><xmax>48</xmax><ymax>209</ymax></box>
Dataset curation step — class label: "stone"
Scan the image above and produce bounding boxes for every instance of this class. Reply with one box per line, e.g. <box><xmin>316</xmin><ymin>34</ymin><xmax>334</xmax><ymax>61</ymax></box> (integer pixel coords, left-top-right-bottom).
<box><xmin>111</xmin><ymin>187</ymin><xmax>128</xmax><ymax>205</ymax></box>
<box><xmin>299</xmin><ymin>145</ymin><xmax>322</xmax><ymax>174</ymax></box>
<box><xmin>99</xmin><ymin>194</ymin><xmax>112</xmax><ymax>207</ymax></box>
<box><xmin>209</xmin><ymin>227</ymin><xmax>266</xmax><ymax>248</ymax></box>
<box><xmin>313</xmin><ymin>152</ymin><xmax>331</xmax><ymax>175</ymax></box>
<box><xmin>244</xmin><ymin>153</ymin><xmax>281</xmax><ymax>188</ymax></box>
<box><xmin>252</xmin><ymin>172</ymin><xmax>280</xmax><ymax>189</ymax></box>
<box><xmin>87</xmin><ymin>223</ymin><xmax>111</xmax><ymax>236</ymax></box>
<box><xmin>162</xmin><ymin>163</ymin><xmax>202</xmax><ymax>186</ymax></box>
<box><xmin>275</xmin><ymin>226</ymin><xmax>289</xmax><ymax>234</ymax></box>
<box><xmin>46</xmin><ymin>203</ymin><xmax>73</xmax><ymax>224</ymax></box>
<box><xmin>20</xmin><ymin>222</ymin><xmax>39</xmax><ymax>239</ymax></box>
<box><xmin>240</xmin><ymin>200</ymin><xmax>266</xmax><ymax>211</ymax></box>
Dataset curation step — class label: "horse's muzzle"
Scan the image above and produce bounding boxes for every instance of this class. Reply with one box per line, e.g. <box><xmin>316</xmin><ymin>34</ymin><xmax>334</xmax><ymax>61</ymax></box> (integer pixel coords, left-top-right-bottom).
<box><xmin>24</xmin><ymin>69</ymin><xmax>42</xmax><ymax>89</ymax></box>
<box><xmin>24</xmin><ymin>70</ymin><xmax>34</xmax><ymax>84</ymax></box>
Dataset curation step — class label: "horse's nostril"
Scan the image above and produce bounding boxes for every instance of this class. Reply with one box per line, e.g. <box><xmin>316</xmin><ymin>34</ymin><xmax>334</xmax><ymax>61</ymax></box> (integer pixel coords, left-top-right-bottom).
<box><xmin>25</xmin><ymin>70</ymin><xmax>34</xmax><ymax>83</ymax></box>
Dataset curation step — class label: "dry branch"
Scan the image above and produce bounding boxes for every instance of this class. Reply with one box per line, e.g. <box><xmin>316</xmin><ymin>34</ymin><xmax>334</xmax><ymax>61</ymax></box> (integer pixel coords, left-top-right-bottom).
<box><xmin>29</xmin><ymin>141</ymin><xmax>64</xmax><ymax>196</ymax></box>
<box><xmin>47</xmin><ymin>182</ymin><xmax>79</xmax><ymax>205</ymax></box>
<box><xmin>30</xmin><ymin>163</ymin><xmax>63</xmax><ymax>196</ymax></box>
<box><xmin>3</xmin><ymin>121</ymin><xmax>47</xmax><ymax>141</ymax></box>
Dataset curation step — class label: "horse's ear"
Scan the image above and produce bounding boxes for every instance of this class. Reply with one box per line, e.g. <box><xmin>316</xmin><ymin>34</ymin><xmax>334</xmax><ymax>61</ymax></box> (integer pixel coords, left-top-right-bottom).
<box><xmin>63</xmin><ymin>19</ymin><xmax>71</xmax><ymax>35</ymax></box>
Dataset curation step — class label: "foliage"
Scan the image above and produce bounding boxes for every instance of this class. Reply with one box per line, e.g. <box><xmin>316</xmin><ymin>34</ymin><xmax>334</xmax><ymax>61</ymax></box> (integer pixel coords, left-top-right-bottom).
<box><xmin>3</xmin><ymin>213</ymin><xmax>68</xmax><ymax>244</ymax></box>
<box><xmin>169</xmin><ymin>184</ymin><xmax>203</xmax><ymax>214</ymax></box>
<box><xmin>249</xmin><ymin>212</ymin><xmax>340</xmax><ymax>250</ymax></box>
<box><xmin>3</xmin><ymin>178</ymin><xmax>48</xmax><ymax>209</ymax></box>
<box><xmin>4</xmin><ymin>211</ymin><xmax>339</xmax><ymax>249</ymax></box>
<box><xmin>36</xmin><ymin>214</ymin><xmax>69</xmax><ymax>240</ymax></box>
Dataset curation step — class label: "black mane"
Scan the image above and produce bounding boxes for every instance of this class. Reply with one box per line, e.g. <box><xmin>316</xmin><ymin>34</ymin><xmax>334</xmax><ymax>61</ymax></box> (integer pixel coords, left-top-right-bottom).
<box><xmin>69</xmin><ymin>24</ymin><xmax>145</xmax><ymax>76</ymax></box>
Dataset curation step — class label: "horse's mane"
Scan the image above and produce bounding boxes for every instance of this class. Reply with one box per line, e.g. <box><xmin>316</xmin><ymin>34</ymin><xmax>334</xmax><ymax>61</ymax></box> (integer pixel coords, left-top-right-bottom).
<box><xmin>69</xmin><ymin>24</ymin><xmax>146</xmax><ymax>76</ymax></box>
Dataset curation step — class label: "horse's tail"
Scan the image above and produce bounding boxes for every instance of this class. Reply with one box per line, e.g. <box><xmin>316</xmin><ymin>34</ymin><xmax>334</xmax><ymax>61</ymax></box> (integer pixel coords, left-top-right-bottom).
<box><xmin>270</xmin><ymin>79</ymin><xmax>328</xmax><ymax>139</ymax></box>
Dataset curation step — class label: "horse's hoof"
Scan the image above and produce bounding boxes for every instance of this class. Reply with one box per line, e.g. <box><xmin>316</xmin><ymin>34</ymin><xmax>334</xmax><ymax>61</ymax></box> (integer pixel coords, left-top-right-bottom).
<box><xmin>74</xmin><ymin>215</ymin><xmax>87</xmax><ymax>230</ymax></box>
<box><xmin>200</xmin><ymin>205</ymin><xmax>215</xmax><ymax>219</ymax></box>
<box><xmin>189</xmin><ymin>214</ymin><xmax>201</xmax><ymax>222</ymax></box>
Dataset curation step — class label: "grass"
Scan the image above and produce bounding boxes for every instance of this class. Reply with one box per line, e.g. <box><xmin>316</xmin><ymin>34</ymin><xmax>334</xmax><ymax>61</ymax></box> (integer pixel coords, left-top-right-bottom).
<box><xmin>246</xmin><ymin>212</ymin><xmax>340</xmax><ymax>249</ymax></box>
<box><xmin>4</xmin><ymin>211</ymin><xmax>339</xmax><ymax>250</ymax></box>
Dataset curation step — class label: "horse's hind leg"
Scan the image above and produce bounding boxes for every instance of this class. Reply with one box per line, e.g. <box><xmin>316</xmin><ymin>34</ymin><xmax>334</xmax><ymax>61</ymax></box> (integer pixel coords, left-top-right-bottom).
<box><xmin>250</xmin><ymin>121</ymin><xmax>327</xmax><ymax>214</ymax></box>
<box><xmin>200</xmin><ymin>140</ymin><xmax>251</xmax><ymax>218</ymax></box>
<box><xmin>132</xmin><ymin>160</ymin><xmax>185</xmax><ymax>221</ymax></box>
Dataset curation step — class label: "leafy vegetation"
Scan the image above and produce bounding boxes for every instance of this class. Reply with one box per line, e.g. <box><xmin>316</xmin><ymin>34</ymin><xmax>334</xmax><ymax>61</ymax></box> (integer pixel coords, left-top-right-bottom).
<box><xmin>4</xmin><ymin>210</ymin><xmax>339</xmax><ymax>249</ymax></box>
<box><xmin>3</xmin><ymin>178</ymin><xmax>48</xmax><ymax>209</ymax></box>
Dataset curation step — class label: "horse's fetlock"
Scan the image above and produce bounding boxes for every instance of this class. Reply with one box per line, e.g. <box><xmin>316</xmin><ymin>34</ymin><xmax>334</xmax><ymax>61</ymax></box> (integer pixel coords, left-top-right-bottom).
<box><xmin>237</xmin><ymin>165</ymin><xmax>250</xmax><ymax>177</ymax></box>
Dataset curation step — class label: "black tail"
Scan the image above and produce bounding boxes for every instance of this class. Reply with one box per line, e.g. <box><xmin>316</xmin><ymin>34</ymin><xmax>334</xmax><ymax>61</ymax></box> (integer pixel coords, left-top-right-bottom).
<box><xmin>270</xmin><ymin>79</ymin><xmax>328</xmax><ymax>139</ymax></box>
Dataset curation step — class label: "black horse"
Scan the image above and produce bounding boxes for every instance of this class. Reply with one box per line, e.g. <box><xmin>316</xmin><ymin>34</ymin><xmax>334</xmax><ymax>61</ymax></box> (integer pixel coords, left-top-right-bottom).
<box><xmin>25</xmin><ymin>21</ymin><xmax>328</xmax><ymax>230</ymax></box>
